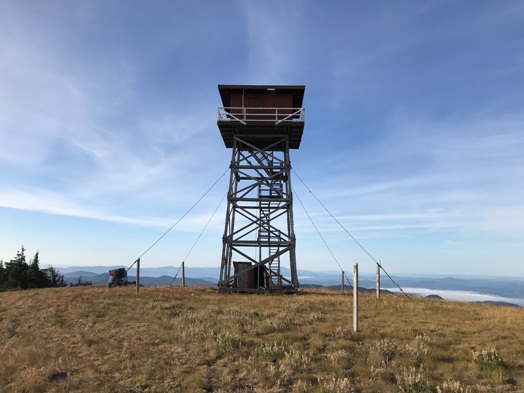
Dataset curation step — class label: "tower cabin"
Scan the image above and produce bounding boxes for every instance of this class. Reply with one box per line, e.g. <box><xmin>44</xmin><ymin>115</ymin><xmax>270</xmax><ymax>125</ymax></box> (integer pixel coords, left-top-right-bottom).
<box><xmin>216</xmin><ymin>85</ymin><xmax>305</xmax><ymax>292</ymax></box>
<box><xmin>217</xmin><ymin>85</ymin><xmax>305</xmax><ymax>150</ymax></box>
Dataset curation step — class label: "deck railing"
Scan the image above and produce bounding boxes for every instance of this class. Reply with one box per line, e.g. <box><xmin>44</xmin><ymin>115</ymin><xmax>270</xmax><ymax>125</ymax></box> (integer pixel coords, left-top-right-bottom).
<box><xmin>218</xmin><ymin>107</ymin><xmax>305</xmax><ymax>126</ymax></box>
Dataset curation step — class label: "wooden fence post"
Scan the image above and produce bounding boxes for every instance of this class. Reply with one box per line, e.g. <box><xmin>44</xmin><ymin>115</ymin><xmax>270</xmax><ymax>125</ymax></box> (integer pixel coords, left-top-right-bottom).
<box><xmin>353</xmin><ymin>263</ymin><xmax>358</xmax><ymax>333</ymax></box>
<box><xmin>341</xmin><ymin>270</ymin><xmax>345</xmax><ymax>292</ymax></box>
<box><xmin>182</xmin><ymin>261</ymin><xmax>186</xmax><ymax>287</ymax></box>
<box><xmin>376</xmin><ymin>262</ymin><xmax>381</xmax><ymax>299</ymax></box>
<box><xmin>136</xmin><ymin>258</ymin><xmax>140</xmax><ymax>295</ymax></box>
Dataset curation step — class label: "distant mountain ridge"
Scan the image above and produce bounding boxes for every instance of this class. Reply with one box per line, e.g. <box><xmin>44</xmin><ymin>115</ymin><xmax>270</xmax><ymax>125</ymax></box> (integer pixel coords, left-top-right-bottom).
<box><xmin>59</xmin><ymin>265</ymin><xmax>524</xmax><ymax>306</ymax></box>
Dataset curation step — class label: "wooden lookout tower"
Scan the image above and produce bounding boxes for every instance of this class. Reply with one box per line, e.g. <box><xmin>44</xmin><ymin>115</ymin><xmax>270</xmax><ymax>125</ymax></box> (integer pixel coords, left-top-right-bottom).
<box><xmin>217</xmin><ymin>85</ymin><xmax>305</xmax><ymax>292</ymax></box>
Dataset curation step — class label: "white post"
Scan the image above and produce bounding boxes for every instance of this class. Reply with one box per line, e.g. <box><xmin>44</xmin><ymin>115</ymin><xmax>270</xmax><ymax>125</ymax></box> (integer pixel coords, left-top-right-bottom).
<box><xmin>182</xmin><ymin>261</ymin><xmax>186</xmax><ymax>287</ymax></box>
<box><xmin>136</xmin><ymin>258</ymin><xmax>140</xmax><ymax>295</ymax></box>
<box><xmin>376</xmin><ymin>262</ymin><xmax>381</xmax><ymax>299</ymax></box>
<box><xmin>353</xmin><ymin>263</ymin><xmax>358</xmax><ymax>333</ymax></box>
<box><xmin>341</xmin><ymin>270</ymin><xmax>345</xmax><ymax>292</ymax></box>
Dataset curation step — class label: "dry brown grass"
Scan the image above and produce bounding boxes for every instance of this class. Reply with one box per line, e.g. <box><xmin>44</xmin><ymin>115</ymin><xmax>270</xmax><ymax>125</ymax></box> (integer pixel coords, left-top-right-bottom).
<box><xmin>1</xmin><ymin>286</ymin><xmax>523</xmax><ymax>392</ymax></box>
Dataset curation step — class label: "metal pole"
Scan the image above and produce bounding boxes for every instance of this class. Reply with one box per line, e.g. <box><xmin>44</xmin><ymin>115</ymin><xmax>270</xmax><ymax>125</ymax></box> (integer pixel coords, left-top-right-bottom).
<box><xmin>182</xmin><ymin>261</ymin><xmax>186</xmax><ymax>287</ymax></box>
<box><xmin>341</xmin><ymin>270</ymin><xmax>345</xmax><ymax>292</ymax></box>
<box><xmin>376</xmin><ymin>262</ymin><xmax>381</xmax><ymax>299</ymax></box>
<box><xmin>136</xmin><ymin>258</ymin><xmax>140</xmax><ymax>295</ymax></box>
<box><xmin>353</xmin><ymin>263</ymin><xmax>358</xmax><ymax>333</ymax></box>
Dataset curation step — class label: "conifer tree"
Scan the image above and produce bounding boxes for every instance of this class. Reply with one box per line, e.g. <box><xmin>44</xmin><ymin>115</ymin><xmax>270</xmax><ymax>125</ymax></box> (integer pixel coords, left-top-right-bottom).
<box><xmin>6</xmin><ymin>246</ymin><xmax>29</xmax><ymax>289</ymax></box>
<box><xmin>1</xmin><ymin>247</ymin><xmax>65</xmax><ymax>290</ymax></box>
<box><xmin>0</xmin><ymin>260</ymin><xmax>5</xmax><ymax>289</ymax></box>
<box><xmin>28</xmin><ymin>251</ymin><xmax>40</xmax><ymax>288</ymax></box>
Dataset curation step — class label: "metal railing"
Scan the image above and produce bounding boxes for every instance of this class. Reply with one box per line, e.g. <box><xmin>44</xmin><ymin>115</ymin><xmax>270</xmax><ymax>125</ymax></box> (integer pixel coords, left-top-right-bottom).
<box><xmin>217</xmin><ymin>107</ymin><xmax>305</xmax><ymax>126</ymax></box>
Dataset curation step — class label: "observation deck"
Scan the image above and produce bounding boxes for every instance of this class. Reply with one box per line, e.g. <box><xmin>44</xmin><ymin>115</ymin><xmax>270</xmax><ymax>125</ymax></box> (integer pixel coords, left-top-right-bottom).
<box><xmin>217</xmin><ymin>85</ymin><xmax>305</xmax><ymax>149</ymax></box>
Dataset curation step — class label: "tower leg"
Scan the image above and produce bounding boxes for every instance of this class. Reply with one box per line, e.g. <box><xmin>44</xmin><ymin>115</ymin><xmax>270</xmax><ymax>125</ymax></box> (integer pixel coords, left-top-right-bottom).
<box><xmin>218</xmin><ymin>136</ymin><xmax>298</xmax><ymax>292</ymax></box>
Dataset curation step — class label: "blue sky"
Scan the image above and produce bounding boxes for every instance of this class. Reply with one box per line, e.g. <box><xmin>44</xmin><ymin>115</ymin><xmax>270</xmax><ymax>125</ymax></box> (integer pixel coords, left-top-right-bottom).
<box><xmin>1</xmin><ymin>1</ymin><xmax>523</xmax><ymax>277</ymax></box>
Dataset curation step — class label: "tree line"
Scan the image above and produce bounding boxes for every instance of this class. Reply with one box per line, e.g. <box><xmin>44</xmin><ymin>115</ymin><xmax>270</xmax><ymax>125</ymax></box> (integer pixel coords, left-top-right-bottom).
<box><xmin>0</xmin><ymin>246</ymin><xmax>65</xmax><ymax>290</ymax></box>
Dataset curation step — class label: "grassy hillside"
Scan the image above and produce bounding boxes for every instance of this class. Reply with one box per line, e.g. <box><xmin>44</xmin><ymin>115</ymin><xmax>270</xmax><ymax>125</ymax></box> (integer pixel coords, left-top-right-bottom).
<box><xmin>1</xmin><ymin>286</ymin><xmax>523</xmax><ymax>392</ymax></box>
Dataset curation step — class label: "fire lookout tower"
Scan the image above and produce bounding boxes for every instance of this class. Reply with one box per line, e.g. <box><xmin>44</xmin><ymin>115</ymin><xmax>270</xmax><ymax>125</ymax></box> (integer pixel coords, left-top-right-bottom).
<box><xmin>217</xmin><ymin>85</ymin><xmax>305</xmax><ymax>292</ymax></box>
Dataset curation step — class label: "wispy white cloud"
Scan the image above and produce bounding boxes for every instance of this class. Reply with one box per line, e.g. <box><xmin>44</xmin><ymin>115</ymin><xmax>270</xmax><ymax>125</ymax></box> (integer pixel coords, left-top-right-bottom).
<box><xmin>387</xmin><ymin>287</ymin><xmax>524</xmax><ymax>306</ymax></box>
<box><xmin>294</xmin><ymin>111</ymin><xmax>524</xmax><ymax>238</ymax></box>
<box><xmin>0</xmin><ymin>186</ymin><xmax>226</xmax><ymax>233</ymax></box>
<box><xmin>0</xmin><ymin>4</ymin><xmax>138</xmax><ymax>174</ymax></box>
<box><xmin>240</xmin><ymin>2</ymin><xmax>304</xmax><ymax>82</ymax></box>
<box><xmin>0</xmin><ymin>2</ymin><xmax>228</xmax><ymax>225</ymax></box>
<box><xmin>1</xmin><ymin>1</ymin><xmax>523</xmax><ymax>273</ymax></box>
<box><xmin>0</xmin><ymin>187</ymin><xmax>148</xmax><ymax>226</ymax></box>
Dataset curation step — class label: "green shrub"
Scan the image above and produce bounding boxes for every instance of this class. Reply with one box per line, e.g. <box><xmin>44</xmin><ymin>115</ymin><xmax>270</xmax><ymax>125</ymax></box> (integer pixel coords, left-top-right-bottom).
<box><xmin>473</xmin><ymin>347</ymin><xmax>504</xmax><ymax>369</ymax></box>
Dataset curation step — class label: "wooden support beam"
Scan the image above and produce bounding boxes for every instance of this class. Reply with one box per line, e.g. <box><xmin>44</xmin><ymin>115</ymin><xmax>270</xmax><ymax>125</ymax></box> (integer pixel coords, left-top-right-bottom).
<box><xmin>136</xmin><ymin>258</ymin><xmax>140</xmax><ymax>295</ymax></box>
<box><xmin>353</xmin><ymin>263</ymin><xmax>358</xmax><ymax>333</ymax></box>
<box><xmin>376</xmin><ymin>262</ymin><xmax>381</xmax><ymax>299</ymax></box>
